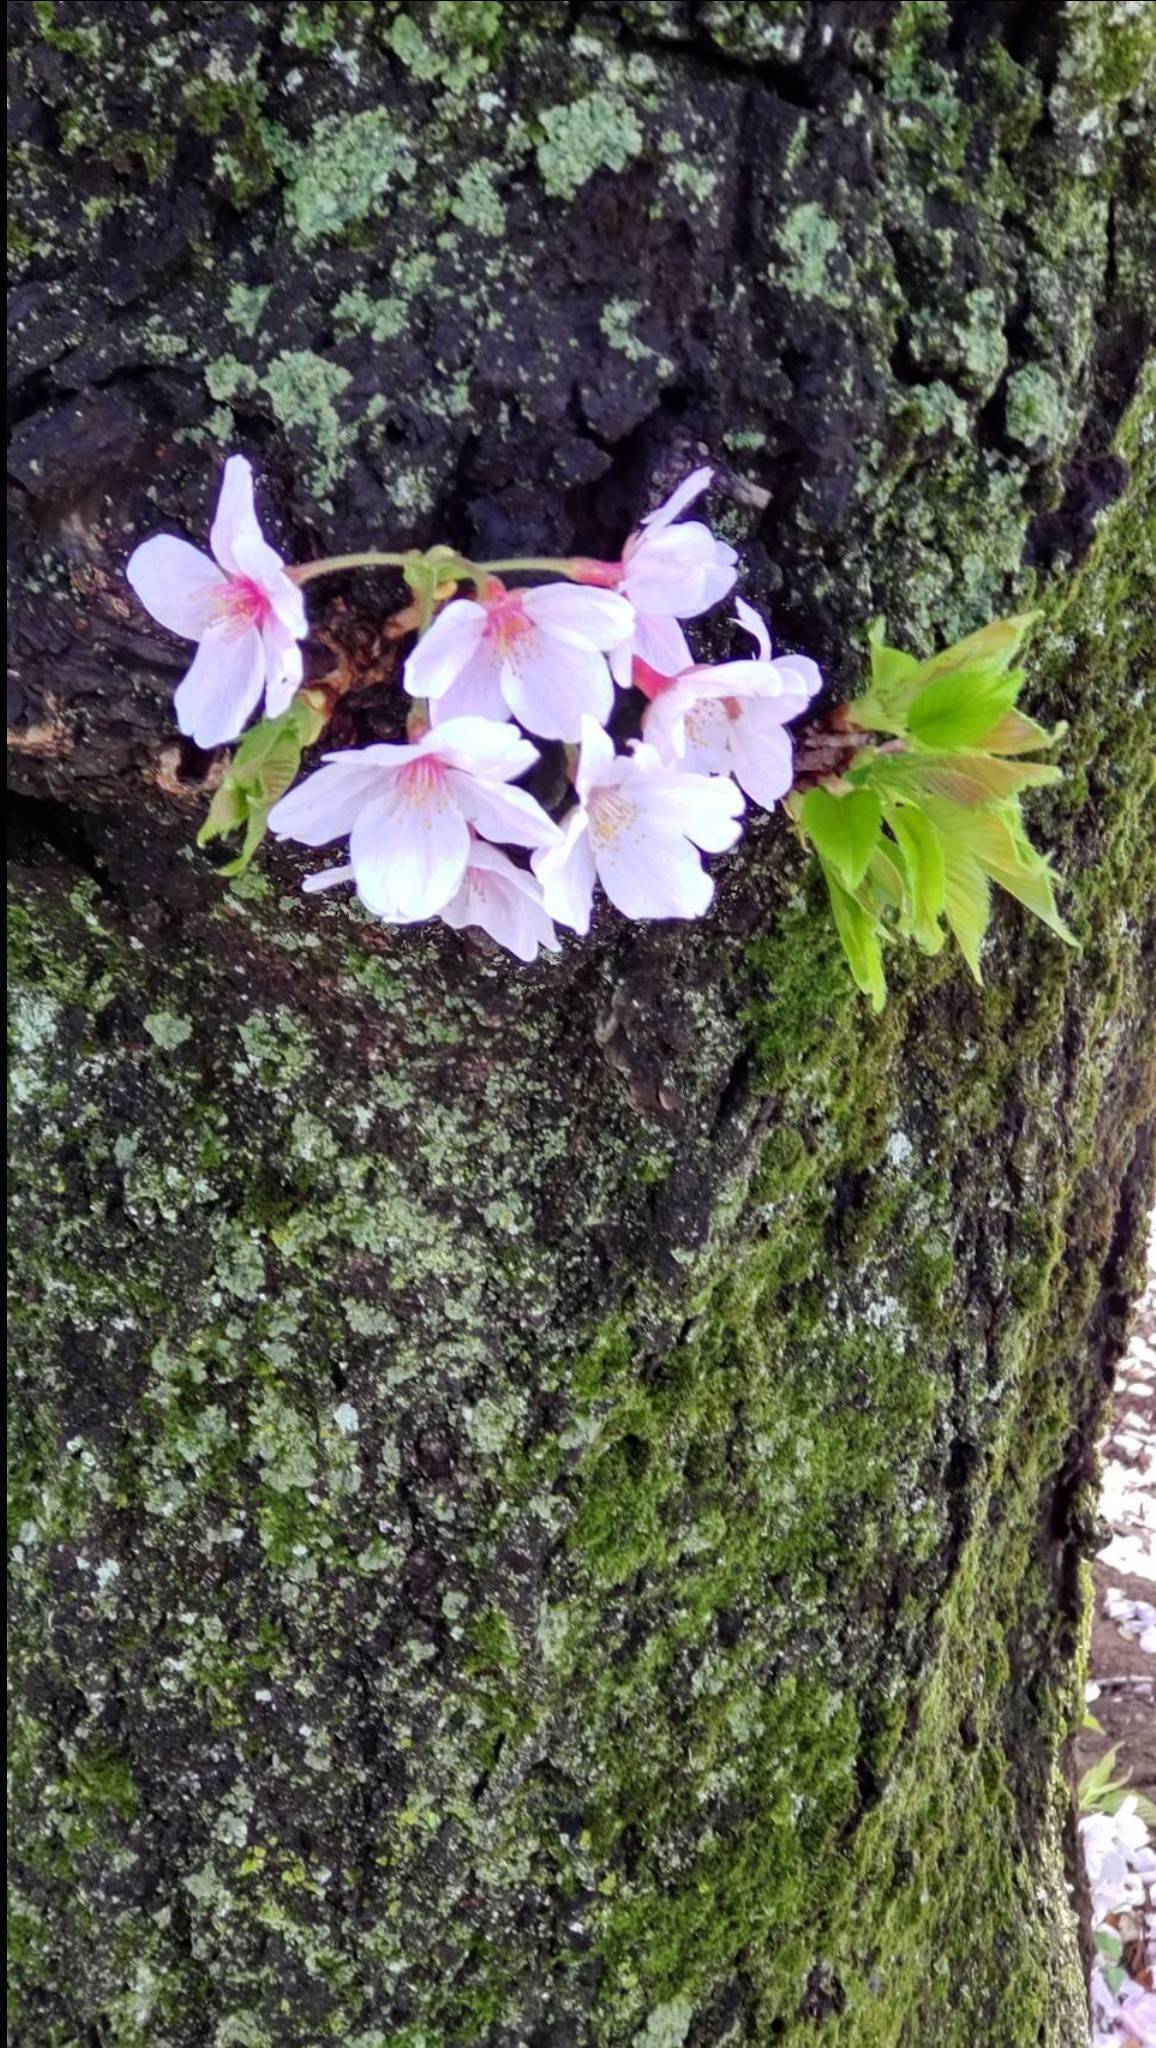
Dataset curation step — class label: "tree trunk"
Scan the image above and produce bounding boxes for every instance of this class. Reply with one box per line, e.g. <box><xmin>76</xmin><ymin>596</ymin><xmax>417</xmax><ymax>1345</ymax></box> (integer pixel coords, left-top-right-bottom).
<box><xmin>8</xmin><ymin>4</ymin><xmax>1155</xmax><ymax>2044</ymax></box>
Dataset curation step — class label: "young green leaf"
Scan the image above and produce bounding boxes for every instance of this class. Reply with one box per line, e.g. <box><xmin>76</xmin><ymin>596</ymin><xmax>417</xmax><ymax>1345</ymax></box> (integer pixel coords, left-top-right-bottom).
<box><xmin>941</xmin><ymin>845</ymin><xmax>991</xmax><ymax>983</ymax></box>
<box><xmin>911</xmin><ymin>613</ymin><xmax>1039</xmax><ymax>686</ymax></box>
<box><xmin>820</xmin><ymin>861</ymin><xmax>887</xmax><ymax>1010</ymax></box>
<box><xmin>847</xmin><ymin>614</ymin><xmax>1040</xmax><ymax>738</ymax></box>
<box><xmin>800</xmin><ymin>786</ymin><xmax>883</xmax><ymax>892</ymax></box>
<box><xmin>920</xmin><ymin>800</ymin><xmax>1077</xmax><ymax>948</ymax></box>
<box><xmin>849</xmin><ymin>618</ymin><xmax>925</xmax><ymax>731</ymax></box>
<box><xmin>885</xmin><ymin>803</ymin><xmax>946</xmax><ymax>951</ymax></box>
<box><xmin>907</xmin><ymin>666</ymin><xmax>1023</xmax><ymax>752</ymax></box>
<box><xmin>978</xmin><ymin>708</ymin><xmax>1067</xmax><ymax>755</ymax></box>
<box><xmin>198</xmin><ymin>696</ymin><xmax>325</xmax><ymax>877</ymax></box>
<box><xmin>858</xmin><ymin>749</ymin><xmax>1061</xmax><ymax>809</ymax></box>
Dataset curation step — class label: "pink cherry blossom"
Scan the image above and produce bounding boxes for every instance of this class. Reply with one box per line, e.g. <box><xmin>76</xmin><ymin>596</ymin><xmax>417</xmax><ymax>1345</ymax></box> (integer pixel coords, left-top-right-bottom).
<box><xmin>303</xmin><ymin>837</ymin><xmax>560</xmax><ymax>963</ymax></box>
<box><xmin>126</xmin><ymin>456</ymin><xmax>307</xmax><ymax>749</ymax></box>
<box><xmin>267</xmin><ymin>716</ymin><xmax>560</xmax><ymax>923</ymax></box>
<box><xmin>642</xmin><ymin>596</ymin><xmax>822</xmax><ymax>809</ymax></box>
<box><xmin>599</xmin><ymin>468</ymin><xmax>739</xmax><ymax>687</ymax></box>
<box><xmin>532</xmin><ymin>716</ymin><xmax>744</xmax><ymax>934</ymax></box>
<box><xmin>403</xmin><ymin>581</ymin><xmax>634</xmax><ymax>743</ymax></box>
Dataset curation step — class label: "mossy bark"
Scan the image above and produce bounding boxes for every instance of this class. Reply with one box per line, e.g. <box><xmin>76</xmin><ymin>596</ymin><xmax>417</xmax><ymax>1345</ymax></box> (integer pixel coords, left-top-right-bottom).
<box><xmin>8</xmin><ymin>4</ymin><xmax>1156</xmax><ymax>2044</ymax></box>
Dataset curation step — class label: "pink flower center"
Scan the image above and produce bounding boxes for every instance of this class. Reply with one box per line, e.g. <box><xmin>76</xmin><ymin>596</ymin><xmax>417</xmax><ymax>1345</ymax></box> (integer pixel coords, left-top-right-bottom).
<box><xmin>398</xmin><ymin>755</ymin><xmax>449</xmax><ymax>805</ymax></box>
<box><xmin>484</xmin><ymin>591</ymin><xmax>535</xmax><ymax>656</ymax></box>
<box><xmin>218</xmin><ymin>574</ymin><xmax>272</xmax><ymax>632</ymax></box>
<box><xmin>722</xmin><ymin>697</ymin><xmax>742</xmax><ymax>721</ymax></box>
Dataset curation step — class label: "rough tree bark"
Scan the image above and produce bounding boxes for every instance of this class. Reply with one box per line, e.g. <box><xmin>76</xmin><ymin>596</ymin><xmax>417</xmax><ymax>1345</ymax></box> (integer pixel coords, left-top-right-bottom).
<box><xmin>8</xmin><ymin>4</ymin><xmax>1156</xmax><ymax>2045</ymax></box>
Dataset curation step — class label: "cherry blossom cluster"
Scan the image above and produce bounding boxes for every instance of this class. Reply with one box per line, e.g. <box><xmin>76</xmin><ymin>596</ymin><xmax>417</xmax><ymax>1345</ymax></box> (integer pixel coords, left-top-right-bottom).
<box><xmin>127</xmin><ymin>457</ymin><xmax>821</xmax><ymax>960</ymax></box>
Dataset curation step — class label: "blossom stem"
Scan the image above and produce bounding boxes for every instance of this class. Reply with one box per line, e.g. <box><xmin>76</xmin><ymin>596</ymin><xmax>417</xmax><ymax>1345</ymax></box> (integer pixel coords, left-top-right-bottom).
<box><xmin>471</xmin><ymin>556</ymin><xmax>586</xmax><ymax>578</ymax></box>
<box><xmin>289</xmin><ymin>552</ymin><xmax>414</xmax><ymax>585</ymax></box>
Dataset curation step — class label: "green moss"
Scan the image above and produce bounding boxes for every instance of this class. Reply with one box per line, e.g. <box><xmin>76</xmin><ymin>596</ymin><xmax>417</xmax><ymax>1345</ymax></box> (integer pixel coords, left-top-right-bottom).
<box><xmin>182</xmin><ymin>75</ymin><xmax>287</xmax><ymax>206</ymax></box>
<box><xmin>535</xmin><ymin>90</ymin><xmax>646</xmax><ymax>201</ymax></box>
<box><xmin>1004</xmin><ymin>363</ymin><xmax>1075</xmax><ymax>452</ymax></box>
<box><xmin>224</xmin><ymin>283</ymin><xmax>272</xmax><ymax>338</ymax></box>
<box><xmin>260</xmin><ymin>352</ymin><xmax>354</xmax><ymax>499</ymax></box>
<box><xmin>772</xmin><ymin>203</ymin><xmax>849</xmax><ymax>306</ymax></box>
<box><xmin>283</xmin><ymin>107</ymin><xmax>416</xmax><ymax>244</ymax></box>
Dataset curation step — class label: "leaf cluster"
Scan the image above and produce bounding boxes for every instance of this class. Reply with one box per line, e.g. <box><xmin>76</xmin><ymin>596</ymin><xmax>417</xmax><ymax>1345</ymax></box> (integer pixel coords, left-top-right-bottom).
<box><xmin>795</xmin><ymin>616</ymin><xmax>1075</xmax><ymax>1008</ymax></box>
<box><xmin>197</xmin><ymin>695</ymin><xmax>326</xmax><ymax>876</ymax></box>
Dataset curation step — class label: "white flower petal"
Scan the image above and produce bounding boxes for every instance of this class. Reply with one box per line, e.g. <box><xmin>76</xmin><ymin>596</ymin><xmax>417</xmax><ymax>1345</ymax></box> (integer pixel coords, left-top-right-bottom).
<box><xmin>268</xmin><ymin>756</ymin><xmax>392</xmax><ymax>845</ymax></box>
<box><xmin>427</xmin><ymin>717</ymin><xmax>540</xmax><ymax>782</ymax></box>
<box><xmin>404</xmin><ymin>600</ymin><xmax>488</xmax><ymax>700</ymax></box>
<box><xmin>641</xmin><ymin>684</ymin><xmax>696</xmax><ymax>763</ymax></box>
<box><xmin>501</xmin><ymin>636</ymin><xmax>613</xmax><ymax>742</ymax></box>
<box><xmin>728</xmin><ymin>711</ymin><xmax>794</xmax><ymax>809</ymax></box>
<box><xmin>302</xmin><ymin>864</ymin><xmax>357</xmax><ymax>893</ymax></box>
<box><xmin>622</xmin><ymin>523</ymin><xmax>738</xmax><ymax>618</ymax></box>
<box><xmin>633</xmin><ymin>767</ymin><xmax>745</xmax><ymax>852</ymax></box>
<box><xmin>533</xmin><ymin>811</ymin><xmax>596</xmax><ymax>935</ymax></box>
<box><xmin>350</xmin><ymin>780</ymin><xmax>470</xmax><ymax>920</ymax></box>
<box><xmin>771</xmin><ymin>654</ymin><xmax>824</xmax><ymax>715</ymax></box>
<box><xmin>447</xmin><ymin>772</ymin><xmax>561</xmax><ymax>851</ymax></box>
<box><xmin>686</xmin><ymin>660</ymin><xmax>780</xmax><ymax>702</ymax></box>
<box><xmin>126</xmin><ymin>536</ymin><xmax>229</xmax><ymax>640</ymax></box>
<box><xmin>609</xmin><ymin>637</ymin><xmax>635</xmax><ymax>689</ymax></box>
<box><xmin>631</xmin><ymin>610</ymin><xmax>693</xmax><ymax>676</ymax></box>
<box><xmin>596</xmin><ymin>817</ymin><xmax>714</xmax><ymax>922</ymax></box>
<box><xmin>521</xmin><ymin>583</ymin><xmax>634</xmax><ymax>651</ymax></box>
<box><xmin>427</xmin><ymin>647</ymin><xmax>510</xmax><ymax>725</ymax></box>
<box><xmin>210</xmin><ymin>455</ymin><xmax>265</xmax><ymax>577</ymax></box>
<box><xmin>574</xmin><ymin>715</ymin><xmax>619</xmax><ymax>802</ymax></box>
<box><xmin>173</xmin><ymin>620</ymin><xmax>265</xmax><ymax>748</ymax></box>
<box><xmin>678</xmin><ymin>697</ymin><xmax>733</xmax><ymax>776</ymax></box>
<box><xmin>734</xmin><ymin>595</ymin><xmax>772</xmax><ymax>662</ymax></box>
<box><xmin>440</xmin><ymin>843</ymin><xmax>560</xmax><ymax>962</ymax></box>
<box><xmin>639</xmin><ymin>466</ymin><xmax>713</xmax><ymax>532</ymax></box>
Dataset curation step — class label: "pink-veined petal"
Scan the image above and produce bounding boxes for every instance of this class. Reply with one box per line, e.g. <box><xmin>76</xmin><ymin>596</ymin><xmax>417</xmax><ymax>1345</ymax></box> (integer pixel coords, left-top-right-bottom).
<box><xmin>501</xmin><ymin>636</ymin><xmax>614</xmax><ymax>742</ymax></box>
<box><xmin>268</xmin><ymin>756</ymin><xmax>393</xmax><ymax>846</ymax></box>
<box><xmin>728</xmin><ymin>710</ymin><xmax>795</xmax><ymax>810</ymax></box>
<box><xmin>532</xmin><ymin>811</ymin><xmax>596</xmax><ymax>935</ymax></box>
<box><xmin>229</xmin><ymin>523</ymin><xmax>301</xmax><ymax>619</ymax></box>
<box><xmin>447</xmin><ymin>771</ymin><xmax>561</xmax><ymax>851</ymax></box>
<box><xmin>350</xmin><ymin>779</ymin><xmax>470</xmax><ymax>921</ymax></box>
<box><xmin>734</xmin><ymin>595</ymin><xmax>772</xmax><ymax>662</ymax></box>
<box><xmin>126</xmin><ymin>536</ymin><xmax>229</xmax><ymax>641</ymax></box>
<box><xmin>173</xmin><ymin>619</ymin><xmax>265</xmax><ymax>748</ymax></box>
<box><xmin>404</xmin><ymin>599</ymin><xmax>488</xmax><ymax>701</ymax></box>
<box><xmin>595</xmin><ymin>816</ymin><xmax>715</xmax><ymax>922</ymax></box>
<box><xmin>521</xmin><ymin>583</ymin><xmax>634</xmax><ymax>651</ymax></box>
<box><xmin>427</xmin><ymin>716</ymin><xmax>540</xmax><ymax>783</ymax></box>
<box><xmin>639</xmin><ymin>466</ymin><xmax>714</xmax><ymax>532</ymax></box>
